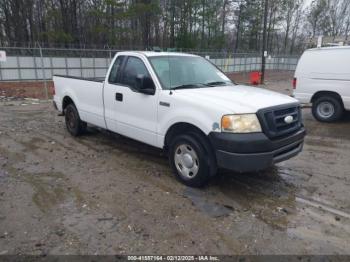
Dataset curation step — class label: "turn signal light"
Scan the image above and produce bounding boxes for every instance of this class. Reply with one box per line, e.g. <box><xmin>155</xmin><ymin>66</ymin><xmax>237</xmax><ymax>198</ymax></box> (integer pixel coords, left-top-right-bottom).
<box><xmin>221</xmin><ymin>116</ymin><xmax>232</xmax><ymax>130</ymax></box>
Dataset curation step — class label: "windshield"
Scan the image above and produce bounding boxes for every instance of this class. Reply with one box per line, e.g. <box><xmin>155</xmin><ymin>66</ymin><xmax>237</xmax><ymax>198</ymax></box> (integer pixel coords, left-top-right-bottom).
<box><xmin>148</xmin><ymin>56</ymin><xmax>233</xmax><ymax>90</ymax></box>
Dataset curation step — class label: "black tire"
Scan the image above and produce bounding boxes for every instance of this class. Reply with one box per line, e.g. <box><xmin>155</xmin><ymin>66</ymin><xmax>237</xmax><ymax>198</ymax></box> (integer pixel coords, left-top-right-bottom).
<box><xmin>169</xmin><ymin>133</ymin><xmax>216</xmax><ymax>187</ymax></box>
<box><xmin>64</xmin><ymin>104</ymin><xmax>87</xmax><ymax>136</ymax></box>
<box><xmin>312</xmin><ymin>96</ymin><xmax>344</xmax><ymax>123</ymax></box>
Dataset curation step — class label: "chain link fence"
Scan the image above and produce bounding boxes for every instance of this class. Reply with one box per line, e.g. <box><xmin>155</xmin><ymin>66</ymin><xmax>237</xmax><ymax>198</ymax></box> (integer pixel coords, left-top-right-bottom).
<box><xmin>0</xmin><ymin>46</ymin><xmax>116</xmax><ymax>81</ymax></box>
<box><xmin>0</xmin><ymin>46</ymin><xmax>300</xmax><ymax>81</ymax></box>
<box><xmin>0</xmin><ymin>45</ymin><xmax>300</xmax><ymax>99</ymax></box>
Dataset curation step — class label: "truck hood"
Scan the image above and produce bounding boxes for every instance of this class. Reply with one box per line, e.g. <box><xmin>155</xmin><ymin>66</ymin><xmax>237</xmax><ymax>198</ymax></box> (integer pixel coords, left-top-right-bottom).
<box><xmin>173</xmin><ymin>85</ymin><xmax>298</xmax><ymax>113</ymax></box>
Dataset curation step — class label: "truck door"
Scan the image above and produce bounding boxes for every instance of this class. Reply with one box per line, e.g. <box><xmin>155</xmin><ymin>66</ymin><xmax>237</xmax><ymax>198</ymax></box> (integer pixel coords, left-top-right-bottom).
<box><xmin>107</xmin><ymin>55</ymin><xmax>159</xmax><ymax>147</ymax></box>
<box><xmin>103</xmin><ymin>55</ymin><xmax>126</xmax><ymax>132</ymax></box>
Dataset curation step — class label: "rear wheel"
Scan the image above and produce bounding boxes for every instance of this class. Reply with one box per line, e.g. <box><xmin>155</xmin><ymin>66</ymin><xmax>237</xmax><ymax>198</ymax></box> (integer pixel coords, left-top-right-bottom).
<box><xmin>312</xmin><ymin>96</ymin><xmax>344</xmax><ymax>122</ymax></box>
<box><xmin>64</xmin><ymin>104</ymin><xmax>87</xmax><ymax>136</ymax></box>
<box><xmin>169</xmin><ymin>133</ymin><xmax>216</xmax><ymax>187</ymax></box>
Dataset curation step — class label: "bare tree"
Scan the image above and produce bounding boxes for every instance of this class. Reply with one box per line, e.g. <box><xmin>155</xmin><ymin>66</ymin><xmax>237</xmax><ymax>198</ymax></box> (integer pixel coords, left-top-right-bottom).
<box><xmin>0</xmin><ymin>0</ymin><xmax>348</xmax><ymax>53</ymax></box>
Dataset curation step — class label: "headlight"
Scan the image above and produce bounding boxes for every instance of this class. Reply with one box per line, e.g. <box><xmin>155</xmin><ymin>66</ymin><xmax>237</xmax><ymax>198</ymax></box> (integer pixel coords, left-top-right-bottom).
<box><xmin>221</xmin><ymin>114</ymin><xmax>262</xmax><ymax>133</ymax></box>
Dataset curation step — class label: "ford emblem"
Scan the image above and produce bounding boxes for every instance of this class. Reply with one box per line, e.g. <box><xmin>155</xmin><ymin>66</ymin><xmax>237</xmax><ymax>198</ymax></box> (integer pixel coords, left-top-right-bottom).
<box><xmin>284</xmin><ymin>115</ymin><xmax>294</xmax><ymax>124</ymax></box>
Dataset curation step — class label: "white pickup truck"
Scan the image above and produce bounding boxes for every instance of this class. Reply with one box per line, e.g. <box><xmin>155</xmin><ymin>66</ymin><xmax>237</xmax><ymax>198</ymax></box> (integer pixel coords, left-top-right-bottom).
<box><xmin>53</xmin><ymin>51</ymin><xmax>306</xmax><ymax>187</ymax></box>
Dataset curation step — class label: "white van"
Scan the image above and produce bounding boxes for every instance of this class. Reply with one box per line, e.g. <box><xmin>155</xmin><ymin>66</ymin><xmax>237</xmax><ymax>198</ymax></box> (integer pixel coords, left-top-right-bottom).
<box><xmin>293</xmin><ymin>46</ymin><xmax>350</xmax><ymax>122</ymax></box>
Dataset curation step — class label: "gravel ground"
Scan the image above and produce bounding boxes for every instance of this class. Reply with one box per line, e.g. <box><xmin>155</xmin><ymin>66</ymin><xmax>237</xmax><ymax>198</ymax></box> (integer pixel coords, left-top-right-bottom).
<box><xmin>0</xmin><ymin>85</ymin><xmax>350</xmax><ymax>255</ymax></box>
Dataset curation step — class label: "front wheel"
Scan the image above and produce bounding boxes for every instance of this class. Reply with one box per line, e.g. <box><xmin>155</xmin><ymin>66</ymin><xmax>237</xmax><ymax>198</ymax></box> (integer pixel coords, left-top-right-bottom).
<box><xmin>312</xmin><ymin>96</ymin><xmax>344</xmax><ymax>122</ymax></box>
<box><xmin>169</xmin><ymin>134</ymin><xmax>215</xmax><ymax>187</ymax></box>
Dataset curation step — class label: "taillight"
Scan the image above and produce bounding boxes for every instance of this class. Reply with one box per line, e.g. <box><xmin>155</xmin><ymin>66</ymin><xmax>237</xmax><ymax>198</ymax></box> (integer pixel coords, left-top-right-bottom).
<box><xmin>292</xmin><ymin>78</ymin><xmax>297</xmax><ymax>89</ymax></box>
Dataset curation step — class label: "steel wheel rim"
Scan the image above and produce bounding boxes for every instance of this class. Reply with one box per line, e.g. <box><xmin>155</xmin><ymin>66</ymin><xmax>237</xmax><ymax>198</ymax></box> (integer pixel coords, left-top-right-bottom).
<box><xmin>174</xmin><ymin>144</ymin><xmax>199</xmax><ymax>179</ymax></box>
<box><xmin>317</xmin><ymin>102</ymin><xmax>335</xmax><ymax>119</ymax></box>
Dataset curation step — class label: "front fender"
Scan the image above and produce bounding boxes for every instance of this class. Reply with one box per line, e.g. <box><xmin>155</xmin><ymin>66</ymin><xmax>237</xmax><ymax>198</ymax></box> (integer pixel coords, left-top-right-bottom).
<box><xmin>157</xmin><ymin>108</ymin><xmax>221</xmax><ymax>148</ymax></box>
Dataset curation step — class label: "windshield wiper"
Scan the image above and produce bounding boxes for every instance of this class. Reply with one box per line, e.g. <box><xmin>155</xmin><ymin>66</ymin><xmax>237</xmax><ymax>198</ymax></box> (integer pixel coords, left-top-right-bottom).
<box><xmin>204</xmin><ymin>81</ymin><xmax>229</xmax><ymax>87</ymax></box>
<box><xmin>171</xmin><ymin>84</ymin><xmax>205</xmax><ymax>90</ymax></box>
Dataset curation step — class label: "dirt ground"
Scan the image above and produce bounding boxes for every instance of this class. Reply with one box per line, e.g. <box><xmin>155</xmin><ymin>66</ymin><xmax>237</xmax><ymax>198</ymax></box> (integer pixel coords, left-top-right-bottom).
<box><xmin>0</xmin><ymin>83</ymin><xmax>350</xmax><ymax>255</ymax></box>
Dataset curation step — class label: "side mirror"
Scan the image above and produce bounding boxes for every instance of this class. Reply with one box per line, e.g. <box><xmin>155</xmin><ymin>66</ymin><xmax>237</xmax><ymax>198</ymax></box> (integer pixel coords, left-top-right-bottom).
<box><xmin>136</xmin><ymin>74</ymin><xmax>155</xmax><ymax>95</ymax></box>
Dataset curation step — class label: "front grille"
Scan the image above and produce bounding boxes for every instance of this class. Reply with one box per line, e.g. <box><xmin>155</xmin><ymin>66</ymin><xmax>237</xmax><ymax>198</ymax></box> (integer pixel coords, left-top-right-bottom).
<box><xmin>258</xmin><ymin>104</ymin><xmax>302</xmax><ymax>139</ymax></box>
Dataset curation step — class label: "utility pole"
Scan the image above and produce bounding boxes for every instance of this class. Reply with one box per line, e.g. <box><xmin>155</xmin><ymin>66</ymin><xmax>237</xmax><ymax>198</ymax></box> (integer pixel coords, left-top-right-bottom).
<box><xmin>261</xmin><ymin>0</ymin><xmax>268</xmax><ymax>84</ymax></box>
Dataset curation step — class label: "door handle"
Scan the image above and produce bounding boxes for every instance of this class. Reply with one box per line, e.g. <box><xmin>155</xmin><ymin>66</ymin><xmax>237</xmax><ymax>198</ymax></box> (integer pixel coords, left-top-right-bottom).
<box><xmin>115</xmin><ymin>93</ymin><xmax>123</xmax><ymax>101</ymax></box>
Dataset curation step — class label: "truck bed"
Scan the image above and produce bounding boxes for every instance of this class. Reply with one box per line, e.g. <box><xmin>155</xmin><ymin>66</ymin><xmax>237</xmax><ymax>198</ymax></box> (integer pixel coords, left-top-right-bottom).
<box><xmin>54</xmin><ymin>75</ymin><xmax>105</xmax><ymax>83</ymax></box>
<box><xmin>53</xmin><ymin>75</ymin><xmax>106</xmax><ymax>128</ymax></box>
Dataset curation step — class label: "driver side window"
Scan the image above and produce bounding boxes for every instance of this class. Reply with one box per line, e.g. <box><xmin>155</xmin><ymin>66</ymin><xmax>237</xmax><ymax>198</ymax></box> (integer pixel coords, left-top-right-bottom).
<box><xmin>121</xmin><ymin>57</ymin><xmax>150</xmax><ymax>91</ymax></box>
<box><xmin>108</xmin><ymin>56</ymin><xmax>125</xmax><ymax>84</ymax></box>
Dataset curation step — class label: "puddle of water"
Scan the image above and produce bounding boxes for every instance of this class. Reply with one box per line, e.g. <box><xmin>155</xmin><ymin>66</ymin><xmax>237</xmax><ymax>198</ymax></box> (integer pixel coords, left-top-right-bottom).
<box><xmin>183</xmin><ymin>187</ymin><xmax>234</xmax><ymax>218</ymax></box>
<box><xmin>214</xmin><ymin>168</ymin><xmax>297</xmax><ymax>230</ymax></box>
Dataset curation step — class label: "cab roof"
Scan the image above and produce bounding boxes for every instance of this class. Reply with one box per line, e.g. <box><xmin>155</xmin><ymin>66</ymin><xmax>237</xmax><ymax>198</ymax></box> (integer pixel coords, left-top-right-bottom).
<box><xmin>117</xmin><ymin>51</ymin><xmax>199</xmax><ymax>57</ymax></box>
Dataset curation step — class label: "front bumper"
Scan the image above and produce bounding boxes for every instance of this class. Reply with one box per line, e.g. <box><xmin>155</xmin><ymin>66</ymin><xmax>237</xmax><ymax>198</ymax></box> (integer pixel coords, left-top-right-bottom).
<box><xmin>208</xmin><ymin>127</ymin><xmax>306</xmax><ymax>173</ymax></box>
